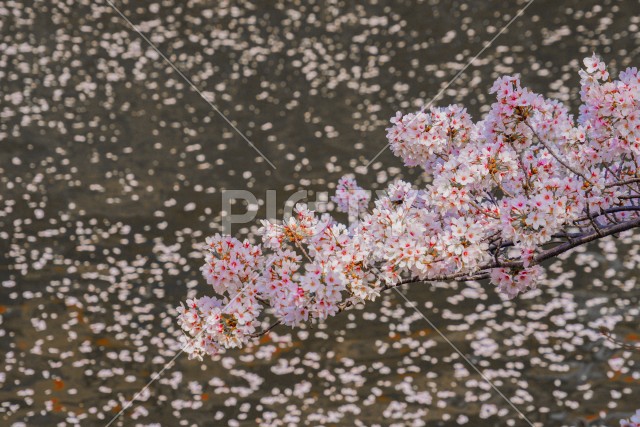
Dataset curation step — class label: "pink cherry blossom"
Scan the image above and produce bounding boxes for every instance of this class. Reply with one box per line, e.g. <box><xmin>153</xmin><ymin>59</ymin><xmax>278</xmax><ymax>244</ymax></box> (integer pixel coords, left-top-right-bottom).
<box><xmin>332</xmin><ymin>175</ymin><xmax>371</xmax><ymax>215</ymax></box>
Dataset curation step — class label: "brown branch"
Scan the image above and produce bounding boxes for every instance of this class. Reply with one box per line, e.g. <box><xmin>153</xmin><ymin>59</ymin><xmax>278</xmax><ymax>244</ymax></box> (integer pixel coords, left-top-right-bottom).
<box><xmin>248</xmin><ymin>217</ymin><xmax>640</xmax><ymax>341</ymax></box>
<box><xmin>371</xmin><ymin>217</ymin><xmax>640</xmax><ymax>289</ymax></box>
<box><xmin>531</xmin><ymin>216</ymin><xmax>640</xmax><ymax>264</ymax></box>
<box><xmin>605</xmin><ymin>177</ymin><xmax>640</xmax><ymax>188</ymax></box>
<box><xmin>585</xmin><ymin>202</ymin><xmax>604</xmax><ymax>237</ymax></box>
<box><xmin>573</xmin><ymin>206</ymin><xmax>640</xmax><ymax>223</ymax></box>
<box><xmin>250</xmin><ymin>319</ymin><xmax>281</xmax><ymax>338</ymax></box>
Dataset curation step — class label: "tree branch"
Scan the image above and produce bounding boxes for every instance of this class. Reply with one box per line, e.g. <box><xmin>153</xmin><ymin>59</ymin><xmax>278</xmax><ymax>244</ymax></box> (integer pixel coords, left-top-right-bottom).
<box><xmin>248</xmin><ymin>217</ymin><xmax>640</xmax><ymax>341</ymax></box>
<box><xmin>573</xmin><ymin>206</ymin><xmax>640</xmax><ymax>223</ymax></box>
<box><xmin>606</xmin><ymin>177</ymin><xmax>640</xmax><ymax>188</ymax></box>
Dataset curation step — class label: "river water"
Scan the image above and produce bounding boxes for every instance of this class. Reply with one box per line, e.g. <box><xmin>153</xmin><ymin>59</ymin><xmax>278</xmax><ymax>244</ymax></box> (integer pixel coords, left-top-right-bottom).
<box><xmin>1</xmin><ymin>0</ymin><xmax>639</xmax><ymax>425</ymax></box>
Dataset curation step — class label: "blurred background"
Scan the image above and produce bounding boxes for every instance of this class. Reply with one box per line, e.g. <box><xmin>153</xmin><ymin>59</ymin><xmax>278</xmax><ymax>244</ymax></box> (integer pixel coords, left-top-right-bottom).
<box><xmin>1</xmin><ymin>0</ymin><xmax>639</xmax><ymax>425</ymax></box>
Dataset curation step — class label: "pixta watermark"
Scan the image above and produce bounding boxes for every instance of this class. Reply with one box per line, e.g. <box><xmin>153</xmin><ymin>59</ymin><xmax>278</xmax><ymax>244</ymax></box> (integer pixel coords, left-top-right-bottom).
<box><xmin>220</xmin><ymin>188</ymin><xmax>394</xmax><ymax>234</ymax></box>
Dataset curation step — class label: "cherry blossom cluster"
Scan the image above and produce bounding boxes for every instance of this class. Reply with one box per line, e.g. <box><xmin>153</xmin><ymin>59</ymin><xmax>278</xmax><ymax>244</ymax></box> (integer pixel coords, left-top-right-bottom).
<box><xmin>331</xmin><ymin>175</ymin><xmax>371</xmax><ymax>216</ymax></box>
<box><xmin>178</xmin><ymin>205</ymin><xmax>381</xmax><ymax>359</ymax></box>
<box><xmin>490</xmin><ymin>266</ymin><xmax>543</xmax><ymax>300</ymax></box>
<box><xmin>177</xmin><ymin>235</ymin><xmax>264</xmax><ymax>359</ymax></box>
<box><xmin>178</xmin><ymin>55</ymin><xmax>640</xmax><ymax>359</ymax></box>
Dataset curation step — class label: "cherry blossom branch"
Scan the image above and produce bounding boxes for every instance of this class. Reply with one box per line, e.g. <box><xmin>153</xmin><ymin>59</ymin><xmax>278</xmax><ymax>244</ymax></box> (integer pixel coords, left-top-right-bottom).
<box><xmin>246</xmin><ymin>216</ymin><xmax>640</xmax><ymax>341</ymax></box>
<box><xmin>250</xmin><ymin>319</ymin><xmax>281</xmax><ymax>338</ymax></box>
<box><xmin>606</xmin><ymin>177</ymin><xmax>640</xmax><ymax>188</ymax></box>
<box><xmin>573</xmin><ymin>205</ymin><xmax>640</xmax><ymax>223</ymax></box>
<box><xmin>178</xmin><ymin>54</ymin><xmax>640</xmax><ymax>364</ymax></box>
<box><xmin>511</xmin><ymin>216</ymin><xmax>640</xmax><ymax>266</ymax></box>
<box><xmin>585</xmin><ymin>201</ymin><xmax>605</xmax><ymax>237</ymax></box>
<box><xmin>383</xmin><ymin>217</ymin><xmax>640</xmax><ymax>291</ymax></box>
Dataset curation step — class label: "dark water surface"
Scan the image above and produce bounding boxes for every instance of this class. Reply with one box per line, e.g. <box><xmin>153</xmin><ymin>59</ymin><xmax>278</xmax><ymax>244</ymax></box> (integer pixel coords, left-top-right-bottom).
<box><xmin>1</xmin><ymin>0</ymin><xmax>640</xmax><ymax>425</ymax></box>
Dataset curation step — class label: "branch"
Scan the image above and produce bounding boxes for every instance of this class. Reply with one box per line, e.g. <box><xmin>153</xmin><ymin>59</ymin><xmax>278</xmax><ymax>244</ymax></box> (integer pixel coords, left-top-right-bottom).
<box><xmin>573</xmin><ymin>205</ymin><xmax>640</xmax><ymax>223</ymax></box>
<box><xmin>585</xmin><ymin>200</ymin><xmax>604</xmax><ymax>237</ymax></box>
<box><xmin>248</xmin><ymin>217</ymin><xmax>640</xmax><ymax>341</ymax></box>
<box><xmin>606</xmin><ymin>177</ymin><xmax>640</xmax><ymax>188</ymax></box>
<box><xmin>494</xmin><ymin>217</ymin><xmax>640</xmax><ymax>269</ymax></box>
<box><xmin>250</xmin><ymin>319</ymin><xmax>281</xmax><ymax>338</ymax></box>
